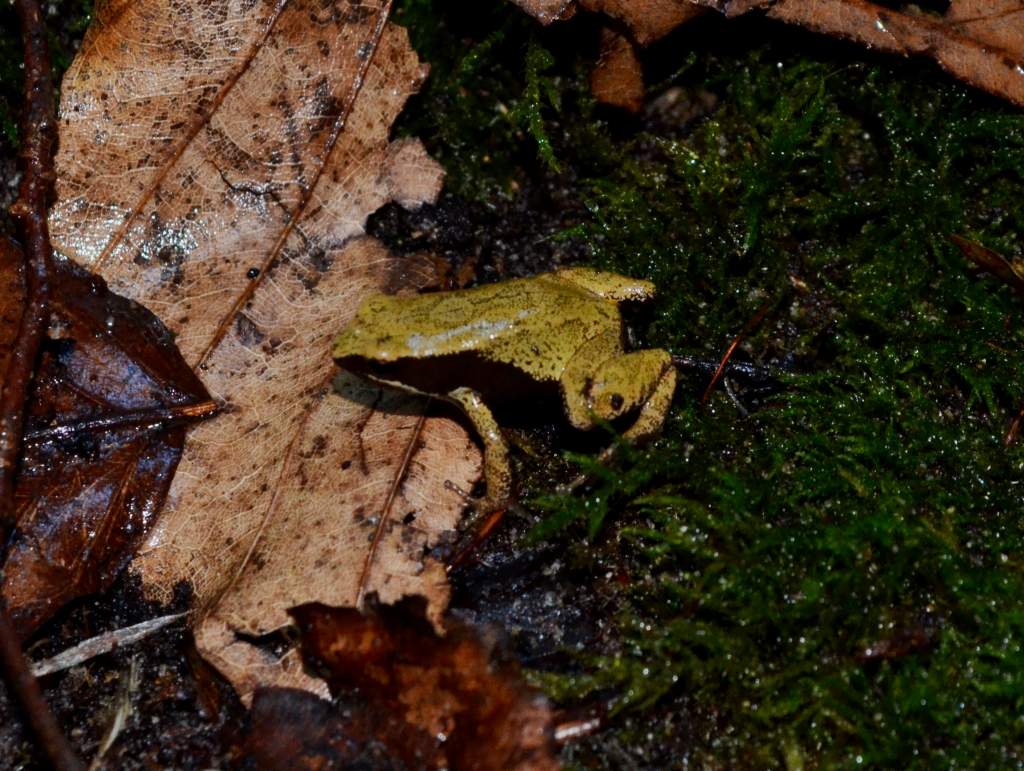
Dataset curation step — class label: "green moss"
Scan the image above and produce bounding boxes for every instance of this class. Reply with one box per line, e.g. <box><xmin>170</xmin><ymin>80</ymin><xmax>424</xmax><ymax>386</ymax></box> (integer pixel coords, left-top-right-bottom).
<box><xmin>393</xmin><ymin>1</ymin><xmax>595</xmax><ymax>200</ymax></box>
<box><xmin>0</xmin><ymin>0</ymin><xmax>93</xmax><ymax>148</ymax></box>
<box><xmin>393</xmin><ymin>3</ymin><xmax>1024</xmax><ymax>766</ymax></box>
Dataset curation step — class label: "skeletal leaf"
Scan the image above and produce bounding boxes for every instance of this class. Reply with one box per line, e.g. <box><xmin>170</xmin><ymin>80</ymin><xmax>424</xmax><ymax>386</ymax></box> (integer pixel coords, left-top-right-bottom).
<box><xmin>50</xmin><ymin>0</ymin><xmax>479</xmax><ymax>700</ymax></box>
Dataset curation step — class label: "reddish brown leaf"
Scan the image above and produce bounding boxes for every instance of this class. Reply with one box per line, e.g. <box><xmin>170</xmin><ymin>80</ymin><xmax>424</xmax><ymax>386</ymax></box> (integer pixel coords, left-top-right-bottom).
<box><xmin>591</xmin><ymin>28</ymin><xmax>645</xmax><ymax>112</ymax></box>
<box><xmin>0</xmin><ymin>238</ymin><xmax>214</xmax><ymax>637</ymax></box>
<box><xmin>951</xmin><ymin>234</ymin><xmax>1024</xmax><ymax>295</ymax></box>
<box><xmin>237</xmin><ymin>687</ymin><xmax>437</xmax><ymax>770</ymax></box>
<box><xmin>510</xmin><ymin>0</ymin><xmax>577</xmax><ymax>24</ymax></box>
<box><xmin>946</xmin><ymin>0</ymin><xmax>1024</xmax><ymax>52</ymax></box>
<box><xmin>696</xmin><ymin>0</ymin><xmax>1024</xmax><ymax>107</ymax></box>
<box><xmin>513</xmin><ymin>0</ymin><xmax>702</xmax><ymax>44</ymax></box>
<box><xmin>515</xmin><ymin>0</ymin><xmax>1024</xmax><ymax>109</ymax></box>
<box><xmin>241</xmin><ymin>600</ymin><xmax>560</xmax><ymax>771</ymax></box>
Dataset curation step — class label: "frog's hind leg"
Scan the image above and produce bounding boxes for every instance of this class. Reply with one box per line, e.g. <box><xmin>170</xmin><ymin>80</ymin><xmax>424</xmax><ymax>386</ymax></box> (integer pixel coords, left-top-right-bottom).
<box><xmin>446</xmin><ymin>387</ymin><xmax>512</xmax><ymax>516</ymax></box>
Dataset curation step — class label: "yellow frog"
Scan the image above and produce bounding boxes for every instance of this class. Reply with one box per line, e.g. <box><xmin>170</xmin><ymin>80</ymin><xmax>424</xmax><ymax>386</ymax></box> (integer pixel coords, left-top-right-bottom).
<box><xmin>332</xmin><ymin>267</ymin><xmax>676</xmax><ymax>512</ymax></box>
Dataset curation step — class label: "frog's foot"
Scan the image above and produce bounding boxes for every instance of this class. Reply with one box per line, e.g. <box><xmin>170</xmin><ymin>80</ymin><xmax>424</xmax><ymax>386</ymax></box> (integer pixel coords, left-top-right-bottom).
<box><xmin>445</xmin><ymin>386</ymin><xmax>513</xmax><ymax>517</ymax></box>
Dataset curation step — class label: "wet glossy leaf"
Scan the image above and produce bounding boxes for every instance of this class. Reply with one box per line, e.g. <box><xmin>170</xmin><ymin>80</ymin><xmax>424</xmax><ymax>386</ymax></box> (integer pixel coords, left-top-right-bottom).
<box><xmin>0</xmin><ymin>238</ymin><xmax>214</xmax><ymax>637</ymax></box>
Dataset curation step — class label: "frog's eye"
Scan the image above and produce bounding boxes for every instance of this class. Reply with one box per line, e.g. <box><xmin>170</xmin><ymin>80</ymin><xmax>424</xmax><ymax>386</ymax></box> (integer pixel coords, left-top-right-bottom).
<box><xmin>610</xmin><ymin>393</ymin><xmax>624</xmax><ymax>412</ymax></box>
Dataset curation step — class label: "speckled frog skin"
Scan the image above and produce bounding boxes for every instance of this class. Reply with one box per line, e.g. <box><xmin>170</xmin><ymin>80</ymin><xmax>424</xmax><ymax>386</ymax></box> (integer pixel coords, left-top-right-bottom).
<box><xmin>333</xmin><ymin>267</ymin><xmax>676</xmax><ymax>511</ymax></box>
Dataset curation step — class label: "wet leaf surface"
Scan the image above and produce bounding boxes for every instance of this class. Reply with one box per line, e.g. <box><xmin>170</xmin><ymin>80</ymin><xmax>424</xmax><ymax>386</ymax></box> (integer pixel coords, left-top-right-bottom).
<box><xmin>234</xmin><ymin>599</ymin><xmax>559</xmax><ymax>771</ymax></box>
<box><xmin>0</xmin><ymin>237</ymin><xmax>213</xmax><ymax>638</ymax></box>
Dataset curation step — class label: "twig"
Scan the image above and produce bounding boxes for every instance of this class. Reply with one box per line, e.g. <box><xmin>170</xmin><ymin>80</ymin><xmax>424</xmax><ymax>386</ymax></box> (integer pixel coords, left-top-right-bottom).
<box><xmin>1</xmin><ymin>2</ymin><xmax>55</xmax><ymax>542</ymax></box>
<box><xmin>0</xmin><ymin>1</ymin><xmax>84</xmax><ymax>769</ymax></box>
<box><xmin>1005</xmin><ymin>404</ymin><xmax>1024</xmax><ymax>447</ymax></box>
<box><xmin>32</xmin><ymin>613</ymin><xmax>186</xmax><ymax>678</ymax></box>
<box><xmin>671</xmin><ymin>354</ymin><xmax>780</xmax><ymax>386</ymax></box>
<box><xmin>699</xmin><ymin>299</ymin><xmax>773</xmax><ymax>405</ymax></box>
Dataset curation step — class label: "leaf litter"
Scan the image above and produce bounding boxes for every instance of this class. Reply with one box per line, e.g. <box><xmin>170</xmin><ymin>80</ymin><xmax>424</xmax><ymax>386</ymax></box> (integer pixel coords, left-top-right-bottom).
<box><xmin>48</xmin><ymin>0</ymin><xmax>481</xmax><ymax>703</ymax></box>
<box><xmin>235</xmin><ymin>599</ymin><xmax>559</xmax><ymax>771</ymax></box>
<box><xmin>512</xmin><ymin>0</ymin><xmax>1024</xmax><ymax>109</ymax></box>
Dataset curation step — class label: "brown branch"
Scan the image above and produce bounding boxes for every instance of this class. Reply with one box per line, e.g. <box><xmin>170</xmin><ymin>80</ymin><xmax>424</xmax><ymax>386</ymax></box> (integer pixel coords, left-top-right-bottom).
<box><xmin>0</xmin><ymin>1</ymin><xmax>84</xmax><ymax>769</ymax></box>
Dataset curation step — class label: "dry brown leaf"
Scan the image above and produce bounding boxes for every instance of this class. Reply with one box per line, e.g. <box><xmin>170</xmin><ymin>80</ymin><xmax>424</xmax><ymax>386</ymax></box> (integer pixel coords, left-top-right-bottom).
<box><xmin>510</xmin><ymin>0</ymin><xmax>577</xmax><ymax>24</ymax></box>
<box><xmin>946</xmin><ymin>0</ymin><xmax>1024</xmax><ymax>52</ymax></box>
<box><xmin>513</xmin><ymin>0</ymin><xmax>702</xmax><ymax>44</ymax></box>
<box><xmin>591</xmin><ymin>27</ymin><xmax>645</xmax><ymax>113</ymax></box>
<box><xmin>514</xmin><ymin>0</ymin><xmax>1024</xmax><ymax>108</ymax></box>
<box><xmin>50</xmin><ymin>0</ymin><xmax>480</xmax><ymax>701</ymax></box>
<box><xmin>691</xmin><ymin>0</ymin><xmax>1024</xmax><ymax>106</ymax></box>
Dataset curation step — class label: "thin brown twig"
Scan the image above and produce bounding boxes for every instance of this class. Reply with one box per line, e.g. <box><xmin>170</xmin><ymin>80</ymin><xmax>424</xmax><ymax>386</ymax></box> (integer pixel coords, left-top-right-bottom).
<box><xmin>700</xmin><ymin>299</ymin><xmax>773</xmax><ymax>406</ymax></box>
<box><xmin>0</xmin><ymin>1</ymin><xmax>84</xmax><ymax>769</ymax></box>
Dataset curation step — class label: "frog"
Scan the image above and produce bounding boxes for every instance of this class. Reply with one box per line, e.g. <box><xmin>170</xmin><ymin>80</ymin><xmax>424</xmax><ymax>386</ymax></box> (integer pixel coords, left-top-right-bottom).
<box><xmin>332</xmin><ymin>267</ymin><xmax>677</xmax><ymax>513</ymax></box>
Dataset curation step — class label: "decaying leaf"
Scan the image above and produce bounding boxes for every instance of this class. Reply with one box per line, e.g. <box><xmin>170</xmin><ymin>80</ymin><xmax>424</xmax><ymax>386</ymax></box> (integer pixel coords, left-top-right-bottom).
<box><xmin>695</xmin><ymin>0</ymin><xmax>1024</xmax><ymax>107</ymax></box>
<box><xmin>946</xmin><ymin>0</ymin><xmax>1024</xmax><ymax>53</ymax></box>
<box><xmin>591</xmin><ymin>27</ymin><xmax>645</xmax><ymax>113</ymax></box>
<box><xmin>50</xmin><ymin>0</ymin><xmax>479</xmax><ymax>700</ymax></box>
<box><xmin>0</xmin><ymin>238</ymin><xmax>214</xmax><ymax>637</ymax></box>
<box><xmin>512</xmin><ymin>0</ymin><xmax>701</xmax><ymax>44</ymax></box>
<box><xmin>235</xmin><ymin>600</ymin><xmax>559</xmax><ymax>771</ymax></box>
<box><xmin>510</xmin><ymin>0</ymin><xmax>577</xmax><ymax>24</ymax></box>
<box><xmin>512</xmin><ymin>0</ymin><xmax>702</xmax><ymax>110</ymax></box>
<box><xmin>754</xmin><ymin>0</ymin><xmax>1024</xmax><ymax>107</ymax></box>
<box><xmin>579</xmin><ymin>0</ymin><xmax>704</xmax><ymax>46</ymax></box>
<box><xmin>234</xmin><ymin>686</ymin><xmax>427</xmax><ymax>769</ymax></box>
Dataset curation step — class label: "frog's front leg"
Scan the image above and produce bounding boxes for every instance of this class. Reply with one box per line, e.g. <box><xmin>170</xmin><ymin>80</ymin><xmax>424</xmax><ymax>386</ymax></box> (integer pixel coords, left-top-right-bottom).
<box><xmin>561</xmin><ymin>344</ymin><xmax>676</xmax><ymax>477</ymax></box>
<box><xmin>611</xmin><ymin>351</ymin><xmax>676</xmax><ymax>446</ymax></box>
<box><xmin>446</xmin><ymin>386</ymin><xmax>512</xmax><ymax>515</ymax></box>
<box><xmin>591</xmin><ymin>349</ymin><xmax>676</xmax><ymax>442</ymax></box>
<box><xmin>562</xmin><ymin>336</ymin><xmax>676</xmax><ymax>434</ymax></box>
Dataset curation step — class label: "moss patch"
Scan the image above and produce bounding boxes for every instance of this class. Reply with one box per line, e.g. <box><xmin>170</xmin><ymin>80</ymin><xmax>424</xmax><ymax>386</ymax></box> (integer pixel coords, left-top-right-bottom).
<box><xmin>394</xmin><ymin>3</ymin><xmax>1024</xmax><ymax>767</ymax></box>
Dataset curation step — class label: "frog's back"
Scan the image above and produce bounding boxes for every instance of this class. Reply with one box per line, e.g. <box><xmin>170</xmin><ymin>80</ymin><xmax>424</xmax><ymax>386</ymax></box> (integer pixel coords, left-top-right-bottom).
<box><xmin>340</xmin><ymin>273</ymin><xmax>622</xmax><ymax>382</ymax></box>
